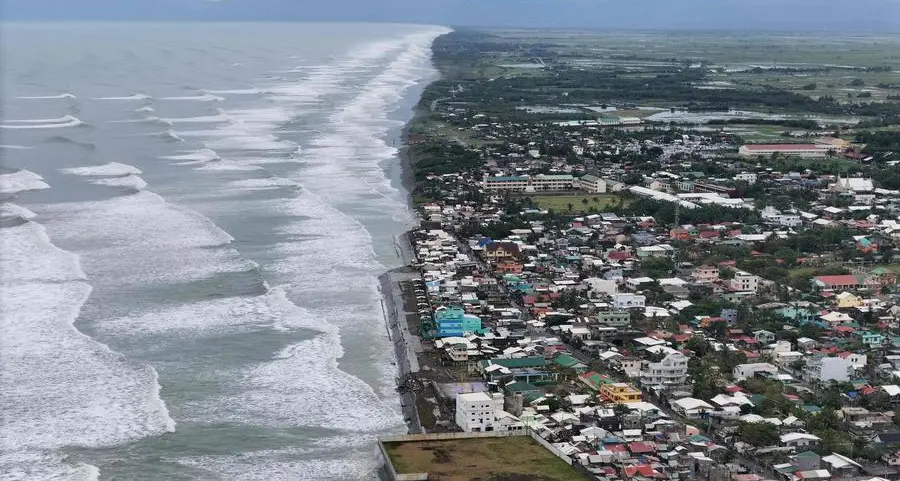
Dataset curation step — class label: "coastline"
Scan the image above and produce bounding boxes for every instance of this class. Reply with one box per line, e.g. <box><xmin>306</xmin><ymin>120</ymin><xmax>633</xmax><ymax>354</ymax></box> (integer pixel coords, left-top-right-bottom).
<box><xmin>379</xmin><ymin>53</ymin><xmax>433</xmax><ymax>435</ymax></box>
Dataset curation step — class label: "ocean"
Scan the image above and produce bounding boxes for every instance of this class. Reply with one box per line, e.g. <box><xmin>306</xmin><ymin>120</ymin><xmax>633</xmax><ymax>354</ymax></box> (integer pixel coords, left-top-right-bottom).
<box><xmin>0</xmin><ymin>22</ymin><xmax>447</xmax><ymax>480</ymax></box>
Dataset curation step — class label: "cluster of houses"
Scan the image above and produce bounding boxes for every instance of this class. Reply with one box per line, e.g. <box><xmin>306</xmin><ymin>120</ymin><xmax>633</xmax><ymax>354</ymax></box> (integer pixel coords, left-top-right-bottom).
<box><xmin>403</xmin><ymin>79</ymin><xmax>900</xmax><ymax>480</ymax></box>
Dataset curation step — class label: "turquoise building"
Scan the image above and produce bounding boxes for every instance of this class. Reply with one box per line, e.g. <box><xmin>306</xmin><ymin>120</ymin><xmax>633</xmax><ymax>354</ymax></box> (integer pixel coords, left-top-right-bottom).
<box><xmin>433</xmin><ymin>306</ymin><xmax>485</xmax><ymax>338</ymax></box>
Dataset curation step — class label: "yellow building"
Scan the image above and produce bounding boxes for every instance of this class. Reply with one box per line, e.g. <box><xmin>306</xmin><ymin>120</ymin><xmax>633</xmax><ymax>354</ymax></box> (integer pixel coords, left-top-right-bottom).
<box><xmin>835</xmin><ymin>291</ymin><xmax>863</xmax><ymax>309</ymax></box>
<box><xmin>600</xmin><ymin>382</ymin><xmax>642</xmax><ymax>403</ymax></box>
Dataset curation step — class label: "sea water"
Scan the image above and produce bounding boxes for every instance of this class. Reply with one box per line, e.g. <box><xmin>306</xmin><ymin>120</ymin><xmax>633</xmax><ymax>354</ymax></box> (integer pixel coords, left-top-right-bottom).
<box><xmin>0</xmin><ymin>22</ymin><xmax>447</xmax><ymax>480</ymax></box>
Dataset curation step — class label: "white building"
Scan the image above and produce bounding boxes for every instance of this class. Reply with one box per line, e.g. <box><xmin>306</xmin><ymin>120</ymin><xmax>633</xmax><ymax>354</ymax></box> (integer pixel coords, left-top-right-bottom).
<box><xmin>734</xmin><ymin>172</ymin><xmax>758</xmax><ymax>184</ymax></box>
<box><xmin>728</xmin><ymin>270</ymin><xmax>760</xmax><ymax>293</ymax></box>
<box><xmin>733</xmin><ymin>362</ymin><xmax>779</xmax><ymax>381</ymax></box>
<box><xmin>611</xmin><ymin>292</ymin><xmax>646</xmax><ymax>309</ymax></box>
<box><xmin>578</xmin><ymin>174</ymin><xmax>607</xmax><ymax>194</ymax></box>
<box><xmin>805</xmin><ymin>356</ymin><xmax>852</xmax><ymax>382</ymax></box>
<box><xmin>761</xmin><ymin>206</ymin><xmax>803</xmax><ymax>228</ymax></box>
<box><xmin>482</xmin><ymin>174</ymin><xmax>576</xmax><ymax>193</ymax></box>
<box><xmin>641</xmin><ymin>352</ymin><xmax>689</xmax><ymax>387</ymax></box>
<box><xmin>455</xmin><ymin>391</ymin><xmax>523</xmax><ymax>433</ymax></box>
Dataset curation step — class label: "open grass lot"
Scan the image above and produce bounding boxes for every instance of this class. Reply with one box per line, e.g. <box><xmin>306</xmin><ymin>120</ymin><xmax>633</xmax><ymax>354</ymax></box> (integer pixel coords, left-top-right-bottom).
<box><xmin>384</xmin><ymin>436</ymin><xmax>589</xmax><ymax>481</ymax></box>
<box><xmin>531</xmin><ymin>194</ymin><xmax>623</xmax><ymax>213</ymax></box>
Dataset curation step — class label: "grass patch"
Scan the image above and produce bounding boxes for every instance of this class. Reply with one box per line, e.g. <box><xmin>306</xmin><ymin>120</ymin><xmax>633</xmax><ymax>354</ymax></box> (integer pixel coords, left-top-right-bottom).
<box><xmin>531</xmin><ymin>194</ymin><xmax>624</xmax><ymax>213</ymax></box>
<box><xmin>384</xmin><ymin>436</ymin><xmax>588</xmax><ymax>481</ymax></box>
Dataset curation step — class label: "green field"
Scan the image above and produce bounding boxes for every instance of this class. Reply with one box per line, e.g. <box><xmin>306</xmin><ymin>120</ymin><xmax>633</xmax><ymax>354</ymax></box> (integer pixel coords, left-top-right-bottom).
<box><xmin>384</xmin><ymin>436</ymin><xmax>589</xmax><ymax>481</ymax></box>
<box><xmin>531</xmin><ymin>194</ymin><xmax>623</xmax><ymax>213</ymax></box>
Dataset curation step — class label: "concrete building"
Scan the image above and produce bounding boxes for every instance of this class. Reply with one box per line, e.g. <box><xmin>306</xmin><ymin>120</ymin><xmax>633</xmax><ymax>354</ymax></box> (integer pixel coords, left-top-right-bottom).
<box><xmin>482</xmin><ymin>174</ymin><xmax>577</xmax><ymax>193</ymax></box>
<box><xmin>600</xmin><ymin>382</ymin><xmax>642</xmax><ymax>403</ymax></box>
<box><xmin>433</xmin><ymin>306</ymin><xmax>485</xmax><ymax>338</ymax></box>
<box><xmin>739</xmin><ymin>144</ymin><xmax>830</xmax><ymax>158</ymax></box>
<box><xmin>728</xmin><ymin>270</ymin><xmax>760</xmax><ymax>293</ymax></box>
<box><xmin>804</xmin><ymin>356</ymin><xmax>852</xmax><ymax>382</ymax></box>
<box><xmin>455</xmin><ymin>391</ymin><xmax>524</xmax><ymax>432</ymax></box>
<box><xmin>641</xmin><ymin>352</ymin><xmax>689</xmax><ymax>387</ymax></box>
<box><xmin>611</xmin><ymin>292</ymin><xmax>646</xmax><ymax>309</ymax></box>
<box><xmin>578</xmin><ymin>174</ymin><xmax>607</xmax><ymax>193</ymax></box>
<box><xmin>733</xmin><ymin>362</ymin><xmax>779</xmax><ymax>381</ymax></box>
<box><xmin>734</xmin><ymin>172</ymin><xmax>758</xmax><ymax>184</ymax></box>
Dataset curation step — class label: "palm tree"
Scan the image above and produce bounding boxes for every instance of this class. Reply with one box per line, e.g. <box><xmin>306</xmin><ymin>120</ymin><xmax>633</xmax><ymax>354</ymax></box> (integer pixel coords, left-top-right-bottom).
<box><xmin>592</xmin><ymin>196</ymin><xmax>600</xmax><ymax>204</ymax></box>
<box><xmin>581</xmin><ymin>198</ymin><xmax>589</xmax><ymax>208</ymax></box>
<box><xmin>567</xmin><ymin>202</ymin><xmax>574</xmax><ymax>212</ymax></box>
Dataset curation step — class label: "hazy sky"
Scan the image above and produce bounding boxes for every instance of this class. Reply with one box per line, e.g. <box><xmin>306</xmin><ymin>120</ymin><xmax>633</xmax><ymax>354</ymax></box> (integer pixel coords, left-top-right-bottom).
<box><xmin>3</xmin><ymin>0</ymin><xmax>900</xmax><ymax>30</ymax></box>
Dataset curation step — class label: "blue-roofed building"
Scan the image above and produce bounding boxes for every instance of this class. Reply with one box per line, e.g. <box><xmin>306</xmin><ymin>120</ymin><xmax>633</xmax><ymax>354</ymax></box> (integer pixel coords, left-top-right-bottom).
<box><xmin>433</xmin><ymin>306</ymin><xmax>485</xmax><ymax>338</ymax></box>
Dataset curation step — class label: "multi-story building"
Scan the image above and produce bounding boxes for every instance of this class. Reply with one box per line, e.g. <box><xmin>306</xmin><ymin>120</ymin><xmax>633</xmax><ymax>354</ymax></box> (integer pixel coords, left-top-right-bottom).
<box><xmin>578</xmin><ymin>174</ymin><xmax>607</xmax><ymax>193</ymax></box>
<box><xmin>739</xmin><ymin>144</ymin><xmax>830</xmax><ymax>158</ymax></box>
<box><xmin>455</xmin><ymin>391</ymin><xmax>524</xmax><ymax>433</ymax></box>
<box><xmin>733</xmin><ymin>362</ymin><xmax>779</xmax><ymax>381</ymax></box>
<box><xmin>804</xmin><ymin>356</ymin><xmax>852</xmax><ymax>382</ymax></box>
<box><xmin>482</xmin><ymin>174</ymin><xmax>576</xmax><ymax>193</ymax></box>
<box><xmin>433</xmin><ymin>306</ymin><xmax>485</xmax><ymax>338</ymax></box>
<box><xmin>611</xmin><ymin>292</ymin><xmax>646</xmax><ymax>309</ymax></box>
<box><xmin>600</xmin><ymin>382</ymin><xmax>642</xmax><ymax>403</ymax></box>
<box><xmin>640</xmin><ymin>352</ymin><xmax>688</xmax><ymax>387</ymax></box>
<box><xmin>692</xmin><ymin>265</ymin><xmax>720</xmax><ymax>284</ymax></box>
<box><xmin>728</xmin><ymin>270</ymin><xmax>760</xmax><ymax>293</ymax></box>
<box><xmin>734</xmin><ymin>172</ymin><xmax>758</xmax><ymax>184</ymax></box>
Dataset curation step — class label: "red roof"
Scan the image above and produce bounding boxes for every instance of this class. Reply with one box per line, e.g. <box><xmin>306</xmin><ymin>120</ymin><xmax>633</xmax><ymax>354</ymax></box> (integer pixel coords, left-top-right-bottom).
<box><xmin>743</xmin><ymin>144</ymin><xmax>824</xmax><ymax>151</ymax></box>
<box><xmin>624</xmin><ymin>465</ymin><xmax>657</xmax><ymax>477</ymax></box>
<box><xmin>699</xmin><ymin>230</ymin><xmax>720</xmax><ymax>238</ymax></box>
<box><xmin>628</xmin><ymin>442</ymin><xmax>656</xmax><ymax>454</ymax></box>
<box><xmin>608</xmin><ymin>251</ymin><xmax>633</xmax><ymax>260</ymax></box>
<box><xmin>834</xmin><ymin>325</ymin><xmax>856</xmax><ymax>333</ymax></box>
<box><xmin>726</xmin><ymin>385</ymin><xmax>744</xmax><ymax>393</ymax></box>
<box><xmin>606</xmin><ymin>443</ymin><xmax>628</xmax><ymax>452</ymax></box>
<box><xmin>522</xmin><ymin>295</ymin><xmax>537</xmax><ymax>305</ymax></box>
<box><xmin>814</xmin><ymin>275</ymin><xmax>860</xmax><ymax>286</ymax></box>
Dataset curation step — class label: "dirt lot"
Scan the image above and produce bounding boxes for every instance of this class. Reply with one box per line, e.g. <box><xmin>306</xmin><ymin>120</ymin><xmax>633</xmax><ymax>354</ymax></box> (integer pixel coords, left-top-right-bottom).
<box><xmin>384</xmin><ymin>436</ymin><xmax>589</xmax><ymax>481</ymax></box>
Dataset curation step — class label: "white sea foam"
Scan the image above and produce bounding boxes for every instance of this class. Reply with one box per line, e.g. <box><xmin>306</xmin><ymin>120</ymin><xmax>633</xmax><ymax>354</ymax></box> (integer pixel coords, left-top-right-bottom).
<box><xmin>204</xmin><ymin>88</ymin><xmax>262</xmax><ymax>95</ymax></box>
<box><xmin>192</xmin><ymin>332</ymin><xmax>403</xmax><ymax>431</ymax></box>
<box><xmin>228</xmin><ymin>178</ymin><xmax>296</xmax><ymax>189</ymax></box>
<box><xmin>0</xmin><ymin>451</ymin><xmax>101</xmax><ymax>481</ymax></box>
<box><xmin>62</xmin><ymin>162</ymin><xmax>143</xmax><ymax>177</ymax></box>
<box><xmin>134</xmin><ymin>106</ymin><xmax>155</xmax><ymax>113</ymax></box>
<box><xmin>175</xmin><ymin>450</ymin><xmax>377</xmax><ymax>481</ymax></box>
<box><xmin>94</xmin><ymin>94</ymin><xmax>151</xmax><ymax>100</ymax></box>
<box><xmin>0</xmin><ymin>219</ymin><xmax>175</xmax><ymax>465</ymax></box>
<box><xmin>15</xmin><ymin>93</ymin><xmax>76</xmax><ymax>100</ymax></box>
<box><xmin>34</xmin><ymin>191</ymin><xmax>250</xmax><ymax>289</ymax></box>
<box><xmin>0</xmin><ymin>145</ymin><xmax>35</xmax><ymax>150</ymax></box>
<box><xmin>158</xmin><ymin>112</ymin><xmax>233</xmax><ymax>124</ymax></box>
<box><xmin>90</xmin><ymin>174</ymin><xmax>148</xmax><ymax>190</ymax></box>
<box><xmin>0</xmin><ymin>203</ymin><xmax>37</xmax><ymax>220</ymax></box>
<box><xmin>0</xmin><ymin>170</ymin><xmax>50</xmax><ymax>195</ymax></box>
<box><xmin>162</xmin><ymin>93</ymin><xmax>225</xmax><ymax>102</ymax></box>
<box><xmin>161</xmin><ymin>148</ymin><xmax>220</xmax><ymax>162</ymax></box>
<box><xmin>1</xmin><ymin>115</ymin><xmax>84</xmax><ymax>130</ymax></box>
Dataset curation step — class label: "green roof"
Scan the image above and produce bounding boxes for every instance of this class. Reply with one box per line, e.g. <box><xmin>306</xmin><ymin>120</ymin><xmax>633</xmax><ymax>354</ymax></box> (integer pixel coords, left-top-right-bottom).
<box><xmin>505</xmin><ymin>381</ymin><xmax>539</xmax><ymax>393</ymax></box>
<box><xmin>554</xmin><ymin>354</ymin><xmax>583</xmax><ymax>368</ymax></box>
<box><xmin>872</xmin><ymin>267</ymin><xmax>889</xmax><ymax>275</ymax></box>
<box><xmin>481</xmin><ymin>356</ymin><xmax>547</xmax><ymax>369</ymax></box>
<box><xmin>794</xmin><ymin>451</ymin><xmax>820</xmax><ymax>460</ymax></box>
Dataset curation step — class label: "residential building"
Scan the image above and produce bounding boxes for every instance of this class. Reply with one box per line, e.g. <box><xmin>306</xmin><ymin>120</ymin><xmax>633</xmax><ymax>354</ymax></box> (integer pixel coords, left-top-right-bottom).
<box><xmin>455</xmin><ymin>391</ymin><xmax>523</xmax><ymax>433</ymax></box>
<box><xmin>641</xmin><ymin>352</ymin><xmax>689</xmax><ymax>387</ymax></box>
<box><xmin>804</xmin><ymin>356</ymin><xmax>852</xmax><ymax>382</ymax></box>
<box><xmin>728</xmin><ymin>271</ymin><xmax>760</xmax><ymax>293</ymax></box>
<box><xmin>734</xmin><ymin>172</ymin><xmax>758</xmax><ymax>184</ymax></box>
<box><xmin>781</xmin><ymin>432</ymin><xmax>821</xmax><ymax>448</ymax></box>
<box><xmin>600</xmin><ymin>382</ymin><xmax>643</xmax><ymax>403</ymax></box>
<box><xmin>812</xmin><ymin>274</ymin><xmax>872</xmax><ymax>291</ymax></box>
<box><xmin>733</xmin><ymin>363</ymin><xmax>779</xmax><ymax>381</ymax></box>
<box><xmin>692</xmin><ymin>265</ymin><xmax>720</xmax><ymax>284</ymax></box>
<box><xmin>483</xmin><ymin>242</ymin><xmax>520</xmax><ymax>261</ymax></box>
<box><xmin>433</xmin><ymin>306</ymin><xmax>485</xmax><ymax>338</ymax></box>
<box><xmin>611</xmin><ymin>292</ymin><xmax>646</xmax><ymax>309</ymax></box>
<box><xmin>596</xmin><ymin>310</ymin><xmax>631</xmax><ymax>326</ymax></box>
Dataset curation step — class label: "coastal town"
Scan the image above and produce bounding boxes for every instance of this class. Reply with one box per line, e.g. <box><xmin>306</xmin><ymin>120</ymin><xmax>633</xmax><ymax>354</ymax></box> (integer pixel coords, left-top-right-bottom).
<box><xmin>379</xmin><ymin>30</ymin><xmax>900</xmax><ymax>481</ymax></box>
